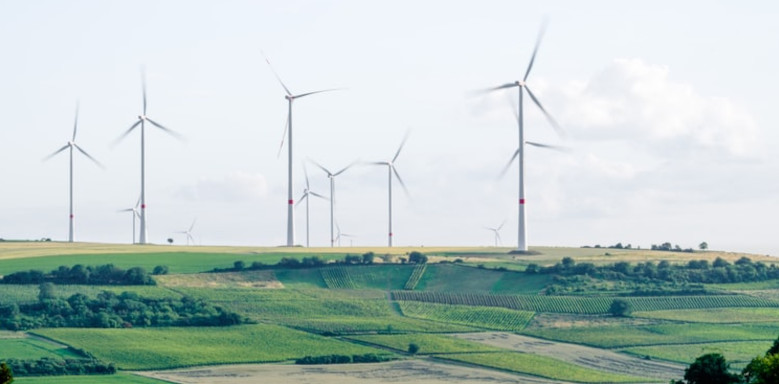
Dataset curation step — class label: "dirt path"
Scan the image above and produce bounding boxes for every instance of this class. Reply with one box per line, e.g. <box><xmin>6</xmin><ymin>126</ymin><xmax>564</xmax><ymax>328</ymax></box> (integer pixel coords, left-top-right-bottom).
<box><xmin>135</xmin><ymin>359</ymin><xmax>575</xmax><ymax>384</ymax></box>
<box><xmin>451</xmin><ymin>332</ymin><xmax>685</xmax><ymax>381</ymax></box>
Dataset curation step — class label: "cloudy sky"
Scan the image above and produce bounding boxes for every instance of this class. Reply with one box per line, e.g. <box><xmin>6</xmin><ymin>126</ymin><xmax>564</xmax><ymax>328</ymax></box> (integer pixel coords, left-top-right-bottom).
<box><xmin>2</xmin><ymin>1</ymin><xmax>778</xmax><ymax>255</ymax></box>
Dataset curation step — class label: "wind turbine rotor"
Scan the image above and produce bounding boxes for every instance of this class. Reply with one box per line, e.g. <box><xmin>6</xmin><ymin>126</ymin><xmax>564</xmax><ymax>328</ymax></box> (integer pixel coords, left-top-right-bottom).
<box><xmin>523</xmin><ymin>19</ymin><xmax>548</xmax><ymax>82</ymax></box>
<box><xmin>524</xmin><ymin>85</ymin><xmax>565</xmax><ymax>137</ymax></box>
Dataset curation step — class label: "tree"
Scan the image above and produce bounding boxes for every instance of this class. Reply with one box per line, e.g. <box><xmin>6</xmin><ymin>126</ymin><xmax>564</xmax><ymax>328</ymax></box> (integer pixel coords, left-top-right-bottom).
<box><xmin>0</xmin><ymin>362</ymin><xmax>13</xmax><ymax>384</ymax></box>
<box><xmin>38</xmin><ymin>282</ymin><xmax>56</xmax><ymax>301</ymax></box>
<box><xmin>684</xmin><ymin>353</ymin><xmax>739</xmax><ymax>384</ymax></box>
<box><xmin>743</xmin><ymin>354</ymin><xmax>779</xmax><ymax>384</ymax></box>
<box><xmin>408</xmin><ymin>343</ymin><xmax>420</xmax><ymax>355</ymax></box>
<box><xmin>408</xmin><ymin>252</ymin><xmax>428</xmax><ymax>264</ymax></box>
<box><xmin>699</xmin><ymin>242</ymin><xmax>709</xmax><ymax>250</ymax></box>
<box><xmin>767</xmin><ymin>334</ymin><xmax>779</xmax><ymax>356</ymax></box>
<box><xmin>608</xmin><ymin>299</ymin><xmax>632</xmax><ymax>317</ymax></box>
<box><xmin>361</xmin><ymin>252</ymin><xmax>375</xmax><ymax>265</ymax></box>
<box><xmin>167</xmin><ymin>238</ymin><xmax>173</xmax><ymax>245</ymax></box>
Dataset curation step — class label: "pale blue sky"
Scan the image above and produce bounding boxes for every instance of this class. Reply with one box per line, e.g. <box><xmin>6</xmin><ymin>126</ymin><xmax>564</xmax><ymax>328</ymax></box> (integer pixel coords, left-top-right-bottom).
<box><xmin>2</xmin><ymin>1</ymin><xmax>778</xmax><ymax>254</ymax></box>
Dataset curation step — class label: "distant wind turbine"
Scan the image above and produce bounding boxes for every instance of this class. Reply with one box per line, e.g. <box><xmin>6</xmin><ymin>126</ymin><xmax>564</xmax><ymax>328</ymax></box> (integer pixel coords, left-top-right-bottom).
<box><xmin>335</xmin><ymin>221</ymin><xmax>355</xmax><ymax>247</ymax></box>
<box><xmin>369</xmin><ymin>133</ymin><xmax>410</xmax><ymax>247</ymax></box>
<box><xmin>264</xmin><ymin>53</ymin><xmax>341</xmax><ymax>247</ymax></box>
<box><xmin>296</xmin><ymin>163</ymin><xmax>328</xmax><ymax>247</ymax></box>
<box><xmin>485</xmin><ymin>20</ymin><xmax>565</xmax><ymax>252</ymax></box>
<box><xmin>44</xmin><ymin>102</ymin><xmax>103</xmax><ymax>242</ymax></box>
<box><xmin>115</xmin><ymin>68</ymin><xmax>183</xmax><ymax>245</ymax></box>
<box><xmin>118</xmin><ymin>197</ymin><xmax>141</xmax><ymax>244</ymax></box>
<box><xmin>177</xmin><ymin>219</ymin><xmax>197</xmax><ymax>246</ymax></box>
<box><xmin>310</xmin><ymin>160</ymin><xmax>354</xmax><ymax>247</ymax></box>
<box><xmin>484</xmin><ymin>221</ymin><xmax>506</xmax><ymax>247</ymax></box>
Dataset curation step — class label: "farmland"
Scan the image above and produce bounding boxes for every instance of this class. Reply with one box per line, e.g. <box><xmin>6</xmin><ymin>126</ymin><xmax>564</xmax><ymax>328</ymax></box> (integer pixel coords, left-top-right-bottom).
<box><xmin>1</xmin><ymin>243</ymin><xmax>778</xmax><ymax>383</ymax></box>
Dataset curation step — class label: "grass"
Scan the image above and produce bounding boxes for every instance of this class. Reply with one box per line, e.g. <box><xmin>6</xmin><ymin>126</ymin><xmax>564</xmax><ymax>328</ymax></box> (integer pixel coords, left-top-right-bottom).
<box><xmin>0</xmin><ymin>333</ymin><xmax>82</xmax><ymax>360</ymax></box>
<box><xmin>348</xmin><ymin>333</ymin><xmax>501</xmax><ymax>354</ymax></box>
<box><xmin>634</xmin><ymin>307</ymin><xmax>779</xmax><ymax>323</ymax></box>
<box><xmin>622</xmin><ymin>340</ymin><xmax>773</xmax><ymax>366</ymax></box>
<box><xmin>524</xmin><ymin>322</ymin><xmax>779</xmax><ymax>348</ymax></box>
<box><xmin>33</xmin><ymin>324</ymin><xmax>383</xmax><ymax>370</ymax></box>
<box><xmin>14</xmin><ymin>373</ymin><xmax>169</xmax><ymax>384</ymax></box>
<box><xmin>0</xmin><ymin>285</ymin><xmax>181</xmax><ymax>305</ymax></box>
<box><xmin>415</xmin><ymin>264</ymin><xmax>504</xmax><ymax>293</ymax></box>
<box><xmin>397</xmin><ymin>301</ymin><xmax>534</xmax><ymax>332</ymax></box>
<box><xmin>440</xmin><ymin>352</ymin><xmax>655</xmax><ymax>383</ymax></box>
<box><xmin>281</xmin><ymin>316</ymin><xmax>477</xmax><ymax>334</ymax></box>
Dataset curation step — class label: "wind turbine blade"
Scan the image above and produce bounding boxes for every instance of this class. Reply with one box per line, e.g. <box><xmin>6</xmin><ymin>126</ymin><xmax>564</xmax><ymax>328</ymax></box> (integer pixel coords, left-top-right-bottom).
<box><xmin>505</xmin><ymin>91</ymin><xmax>519</xmax><ymax>121</ymax></box>
<box><xmin>187</xmin><ymin>233</ymin><xmax>195</xmax><ymax>245</ymax></box>
<box><xmin>310</xmin><ymin>191</ymin><xmax>328</xmax><ymax>200</ymax></box>
<box><xmin>309</xmin><ymin>159</ymin><xmax>332</xmax><ymax>176</ymax></box>
<box><xmin>262</xmin><ymin>53</ymin><xmax>293</xmax><ymax>96</ymax></box>
<box><xmin>523</xmin><ymin>19</ymin><xmax>548</xmax><ymax>82</ymax></box>
<box><xmin>113</xmin><ymin>120</ymin><xmax>142</xmax><ymax>146</ymax></box>
<box><xmin>496</xmin><ymin>232</ymin><xmax>503</xmax><ymax>245</ymax></box>
<box><xmin>43</xmin><ymin>144</ymin><xmax>70</xmax><ymax>161</ymax></box>
<box><xmin>189</xmin><ymin>219</ymin><xmax>197</xmax><ymax>232</ymax></box>
<box><xmin>146</xmin><ymin>118</ymin><xmax>185</xmax><ymax>141</ymax></box>
<box><xmin>74</xmin><ymin>144</ymin><xmax>105</xmax><ymax>168</ymax></box>
<box><xmin>526</xmin><ymin>141</ymin><xmax>570</xmax><ymax>152</ymax></box>
<box><xmin>498</xmin><ymin>149</ymin><xmax>520</xmax><ymax>179</ymax></box>
<box><xmin>497</xmin><ymin>220</ymin><xmax>506</xmax><ymax>231</ymax></box>
<box><xmin>118</xmin><ymin>208</ymin><xmax>135</xmax><ymax>212</ymax></box>
<box><xmin>487</xmin><ymin>83</ymin><xmax>520</xmax><ymax>92</ymax></box>
<box><xmin>276</xmin><ymin>115</ymin><xmax>289</xmax><ymax>159</ymax></box>
<box><xmin>72</xmin><ymin>102</ymin><xmax>79</xmax><ymax>141</ymax></box>
<box><xmin>293</xmin><ymin>88</ymin><xmax>343</xmax><ymax>99</ymax></box>
<box><xmin>141</xmin><ymin>67</ymin><xmax>148</xmax><ymax>116</ymax></box>
<box><xmin>333</xmin><ymin>161</ymin><xmax>356</xmax><ymax>177</ymax></box>
<box><xmin>296</xmin><ymin>192</ymin><xmax>308</xmax><ymax>206</ymax></box>
<box><xmin>392</xmin><ymin>132</ymin><xmax>409</xmax><ymax>163</ymax></box>
<box><xmin>392</xmin><ymin>167</ymin><xmax>410</xmax><ymax>196</ymax></box>
<box><xmin>524</xmin><ymin>85</ymin><xmax>565</xmax><ymax>137</ymax></box>
<box><xmin>135</xmin><ymin>196</ymin><xmax>141</xmax><ymax>209</ymax></box>
<box><xmin>303</xmin><ymin>162</ymin><xmax>311</xmax><ymax>189</ymax></box>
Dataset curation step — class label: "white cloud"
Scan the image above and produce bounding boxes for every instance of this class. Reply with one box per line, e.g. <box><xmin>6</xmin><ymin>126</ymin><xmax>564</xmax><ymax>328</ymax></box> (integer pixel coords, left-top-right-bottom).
<box><xmin>176</xmin><ymin>171</ymin><xmax>268</xmax><ymax>202</ymax></box>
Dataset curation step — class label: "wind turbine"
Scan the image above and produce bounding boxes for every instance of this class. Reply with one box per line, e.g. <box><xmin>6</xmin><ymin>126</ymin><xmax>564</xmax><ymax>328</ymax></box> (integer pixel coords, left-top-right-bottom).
<box><xmin>296</xmin><ymin>163</ymin><xmax>328</xmax><ymax>247</ymax></box>
<box><xmin>335</xmin><ymin>222</ymin><xmax>355</xmax><ymax>247</ymax></box>
<box><xmin>177</xmin><ymin>219</ymin><xmax>197</xmax><ymax>246</ymax></box>
<box><xmin>369</xmin><ymin>133</ymin><xmax>409</xmax><ymax>247</ymax></box>
<box><xmin>115</xmin><ymin>69</ymin><xmax>182</xmax><ymax>245</ymax></box>
<box><xmin>44</xmin><ymin>102</ymin><xmax>103</xmax><ymax>242</ymax></box>
<box><xmin>118</xmin><ymin>197</ymin><xmax>141</xmax><ymax>244</ymax></box>
<box><xmin>310</xmin><ymin>160</ymin><xmax>354</xmax><ymax>247</ymax></box>
<box><xmin>486</xmin><ymin>21</ymin><xmax>564</xmax><ymax>252</ymax></box>
<box><xmin>484</xmin><ymin>221</ymin><xmax>505</xmax><ymax>247</ymax></box>
<box><xmin>264</xmin><ymin>54</ymin><xmax>341</xmax><ymax>247</ymax></box>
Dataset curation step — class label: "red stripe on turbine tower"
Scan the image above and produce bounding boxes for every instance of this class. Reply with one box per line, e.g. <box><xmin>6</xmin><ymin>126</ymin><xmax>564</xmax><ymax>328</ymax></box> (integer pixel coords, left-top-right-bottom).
<box><xmin>288</xmin><ymin>199</ymin><xmax>294</xmax><ymax>205</ymax></box>
<box><xmin>141</xmin><ymin>204</ymin><xmax>146</xmax><ymax>209</ymax></box>
<box><xmin>519</xmin><ymin>199</ymin><xmax>526</xmax><ymax>204</ymax></box>
<box><xmin>70</xmin><ymin>214</ymin><xmax>74</xmax><ymax>218</ymax></box>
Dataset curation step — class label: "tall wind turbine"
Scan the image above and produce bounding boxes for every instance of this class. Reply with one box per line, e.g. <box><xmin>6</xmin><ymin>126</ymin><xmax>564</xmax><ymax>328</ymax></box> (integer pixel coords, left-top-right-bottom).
<box><xmin>484</xmin><ymin>221</ymin><xmax>505</xmax><ymax>247</ymax></box>
<box><xmin>486</xmin><ymin>21</ymin><xmax>564</xmax><ymax>252</ymax></box>
<box><xmin>177</xmin><ymin>219</ymin><xmax>197</xmax><ymax>246</ymax></box>
<box><xmin>296</xmin><ymin>164</ymin><xmax>327</xmax><ymax>247</ymax></box>
<box><xmin>310</xmin><ymin>160</ymin><xmax>353</xmax><ymax>247</ymax></box>
<box><xmin>264</xmin><ymin>54</ymin><xmax>340</xmax><ymax>247</ymax></box>
<box><xmin>370</xmin><ymin>133</ymin><xmax>409</xmax><ymax>247</ymax></box>
<box><xmin>335</xmin><ymin>222</ymin><xmax>355</xmax><ymax>247</ymax></box>
<box><xmin>118</xmin><ymin>197</ymin><xmax>141</xmax><ymax>244</ymax></box>
<box><xmin>44</xmin><ymin>102</ymin><xmax>103</xmax><ymax>242</ymax></box>
<box><xmin>116</xmin><ymin>69</ymin><xmax>182</xmax><ymax>245</ymax></box>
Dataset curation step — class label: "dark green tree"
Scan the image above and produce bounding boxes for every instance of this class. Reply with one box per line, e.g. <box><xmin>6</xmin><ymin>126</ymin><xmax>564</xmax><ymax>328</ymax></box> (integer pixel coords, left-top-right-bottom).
<box><xmin>38</xmin><ymin>282</ymin><xmax>56</xmax><ymax>301</ymax></box>
<box><xmin>0</xmin><ymin>362</ymin><xmax>12</xmax><ymax>384</ymax></box>
<box><xmin>699</xmin><ymin>242</ymin><xmax>709</xmax><ymax>250</ymax></box>
<box><xmin>743</xmin><ymin>354</ymin><xmax>779</xmax><ymax>384</ymax></box>
<box><xmin>684</xmin><ymin>353</ymin><xmax>739</xmax><ymax>384</ymax></box>
<box><xmin>408</xmin><ymin>252</ymin><xmax>427</xmax><ymax>264</ymax></box>
<box><xmin>408</xmin><ymin>343</ymin><xmax>420</xmax><ymax>355</ymax></box>
<box><xmin>608</xmin><ymin>299</ymin><xmax>632</xmax><ymax>317</ymax></box>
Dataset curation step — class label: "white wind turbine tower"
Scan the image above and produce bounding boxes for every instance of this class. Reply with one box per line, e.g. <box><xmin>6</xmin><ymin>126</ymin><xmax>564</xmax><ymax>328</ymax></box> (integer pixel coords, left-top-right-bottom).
<box><xmin>310</xmin><ymin>160</ymin><xmax>354</xmax><ymax>247</ymax></box>
<box><xmin>44</xmin><ymin>102</ymin><xmax>103</xmax><ymax>242</ymax></box>
<box><xmin>486</xmin><ymin>21</ymin><xmax>565</xmax><ymax>252</ymax></box>
<box><xmin>177</xmin><ymin>219</ymin><xmax>197</xmax><ymax>246</ymax></box>
<box><xmin>116</xmin><ymin>69</ymin><xmax>182</xmax><ymax>245</ymax></box>
<box><xmin>264</xmin><ymin>54</ymin><xmax>341</xmax><ymax>247</ymax></box>
<box><xmin>296</xmin><ymin>164</ymin><xmax>328</xmax><ymax>247</ymax></box>
<box><xmin>118</xmin><ymin>197</ymin><xmax>141</xmax><ymax>244</ymax></box>
<box><xmin>484</xmin><ymin>221</ymin><xmax>505</xmax><ymax>247</ymax></box>
<box><xmin>335</xmin><ymin>222</ymin><xmax>355</xmax><ymax>247</ymax></box>
<box><xmin>369</xmin><ymin>133</ymin><xmax>409</xmax><ymax>247</ymax></box>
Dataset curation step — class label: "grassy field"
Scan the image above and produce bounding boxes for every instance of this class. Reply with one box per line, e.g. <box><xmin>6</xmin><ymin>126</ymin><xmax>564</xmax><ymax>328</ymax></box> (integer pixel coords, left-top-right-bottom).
<box><xmin>622</xmin><ymin>340</ymin><xmax>773</xmax><ymax>366</ymax></box>
<box><xmin>439</xmin><ymin>352</ymin><xmax>655</xmax><ymax>383</ymax></box>
<box><xmin>33</xmin><ymin>324</ymin><xmax>385</xmax><ymax>370</ymax></box>
<box><xmin>0</xmin><ymin>333</ymin><xmax>82</xmax><ymax>360</ymax></box>
<box><xmin>633</xmin><ymin>307</ymin><xmax>779</xmax><ymax>323</ymax></box>
<box><xmin>348</xmin><ymin>333</ymin><xmax>500</xmax><ymax>354</ymax></box>
<box><xmin>14</xmin><ymin>373</ymin><xmax>169</xmax><ymax>384</ymax></box>
<box><xmin>397</xmin><ymin>301</ymin><xmax>534</xmax><ymax>332</ymax></box>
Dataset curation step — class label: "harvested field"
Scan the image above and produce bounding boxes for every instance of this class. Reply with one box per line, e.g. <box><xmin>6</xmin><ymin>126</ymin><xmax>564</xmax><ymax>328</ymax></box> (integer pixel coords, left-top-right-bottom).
<box><xmin>452</xmin><ymin>332</ymin><xmax>684</xmax><ymax>381</ymax></box>
<box><xmin>155</xmin><ymin>270</ymin><xmax>282</xmax><ymax>288</ymax></box>
<box><xmin>136</xmin><ymin>360</ymin><xmax>574</xmax><ymax>384</ymax></box>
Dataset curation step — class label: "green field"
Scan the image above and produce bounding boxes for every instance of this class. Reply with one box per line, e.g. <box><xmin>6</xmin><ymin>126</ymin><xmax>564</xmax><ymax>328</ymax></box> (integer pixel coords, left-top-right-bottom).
<box><xmin>348</xmin><ymin>333</ymin><xmax>500</xmax><ymax>354</ymax></box>
<box><xmin>0</xmin><ymin>333</ymin><xmax>82</xmax><ymax>360</ymax></box>
<box><xmin>14</xmin><ymin>373</ymin><xmax>168</xmax><ymax>384</ymax></box>
<box><xmin>34</xmin><ymin>324</ymin><xmax>384</xmax><ymax>370</ymax></box>
<box><xmin>398</xmin><ymin>301</ymin><xmax>534</xmax><ymax>331</ymax></box>
<box><xmin>634</xmin><ymin>307</ymin><xmax>779</xmax><ymax>323</ymax></box>
<box><xmin>622</xmin><ymin>340</ymin><xmax>773</xmax><ymax>366</ymax></box>
<box><xmin>440</xmin><ymin>352</ymin><xmax>654</xmax><ymax>383</ymax></box>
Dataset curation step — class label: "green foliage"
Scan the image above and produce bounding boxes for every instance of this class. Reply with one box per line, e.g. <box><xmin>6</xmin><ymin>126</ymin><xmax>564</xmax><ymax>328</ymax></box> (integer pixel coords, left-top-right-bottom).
<box><xmin>609</xmin><ymin>298</ymin><xmax>632</xmax><ymax>317</ymax></box>
<box><xmin>408</xmin><ymin>251</ymin><xmax>428</xmax><ymax>264</ymax></box>
<box><xmin>397</xmin><ymin>301</ymin><xmax>534</xmax><ymax>331</ymax></box>
<box><xmin>348</xmin><ymin>333</ymin><xmax>500</xmax><ymax>355</ymax></box>
<box><xmin>3</xmin><ymin>357</ymin><xmax>115</xmax><ymax>376</ymax></box>
<box><xmin>36</xmin><ymin>283</ymin><xmax>55</xmax><ymax>302</ymax></box>
<box><xmin>295</xmin><ymin>353</ymin><xmax>393</xmax><ymax>364</ymax></box>
<box><xmin>623</xmin><ymin>341</ymin><xmax>774</xmax><ymax>367</ymax></box>
<box><xmin>743</xmin><ymin>353</ymin><xmax>779</xmax><ymax>383</ymax></box>
<box><xmin>0</xmin><ymin>362</ymin><xmax>12</xmax><ymax>384</ymax></box>
<box><xmin>682</xmin><ymin>353</ymin><xmax>739</xmax><ymax>384</ymax></box>
<box><xmin>403</xmin><ymin>264</ymin><xmax>426</xmax><ymax>290</ymax></box>
<box><xmin>151</xmin><ymin>265</ymin><xmax>168</xmax><ymax>275</ymax></box>
<box><xmin>1</xmin><ymin>264</ymin><xmax>154</xmax><ymax>286</ymax></box>
<box><xmin>634</xmin><ymin>308</ymin><xmax>779</xmax><ymax>323</ymax></box>
<box><xmin>407</xmin><ymin>342</ymin><xmax>420</xmax><ymax>354</ymax></box>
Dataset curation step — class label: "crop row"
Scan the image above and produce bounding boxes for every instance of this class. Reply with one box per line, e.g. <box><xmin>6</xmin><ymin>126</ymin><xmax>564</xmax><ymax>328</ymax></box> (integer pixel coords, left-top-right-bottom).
<box><xmin>391</xmin><ymin>291</ymin><xmax>779</xmax><ymax>314</ymax></box>
<box><xmin>320</xmin><ymin>267</ymin><xmax>357</xmax><ymax>289</ymax></box>
<box><xmin>404</xmin><ymin>264</ymin><xmax>427</xmax><ymax>290</ymax></box>
<box><xmin>397</xmin><ymin>301</ymin><xmax>534</xmax><ymax>331</ymax></box>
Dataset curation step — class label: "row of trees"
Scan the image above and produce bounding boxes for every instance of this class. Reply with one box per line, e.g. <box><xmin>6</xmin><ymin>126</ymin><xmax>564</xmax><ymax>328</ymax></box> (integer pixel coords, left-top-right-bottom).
<box><xmin>0</xmin><ymin>287</ymin><xmax>246</xmax><ymax>330</ymax></box>
<box><xmin>214</xmin><ymin>251</ymin><xmax>429</xmax><ymax>273</ymax></box>
<box><xmin>672</xmin><ymin>336</ymin><xmax>779</xmax><ymax>383</ymax></box>
<box><xmin>0</xmin><ymin>264</ymin><xmax>160</xmax><ymax>285</ymax></box>
<box><xmin>1</xmin><ymin>358</ymin><xmax>114</xmax><ymax>377</ymax></box>
<box><xmin>295</xmin><ymin>353</ymin><xmax>394</xmax><ymax>365</ymax></box>
<box><xmin>527</xmin><ymin>257</ymin><xmax>779</xmax><ymax>285</ymax></box>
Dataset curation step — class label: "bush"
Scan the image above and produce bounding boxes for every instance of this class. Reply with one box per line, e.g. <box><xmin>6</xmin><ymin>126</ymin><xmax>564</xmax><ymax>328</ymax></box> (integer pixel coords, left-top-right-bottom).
<box><xmin>609</xmin><ymin>299</ymin><xmax>632</xmax><ymax>317</ymax></box>
<box><xmin>408</xmin><ymin>343</ymin><xmax>420</xmax><ymax>355</ymax></box>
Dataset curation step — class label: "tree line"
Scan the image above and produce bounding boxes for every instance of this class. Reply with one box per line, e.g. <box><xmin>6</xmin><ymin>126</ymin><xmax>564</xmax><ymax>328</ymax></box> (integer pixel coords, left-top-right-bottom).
<box><xmin>1</xmin><ymin>357</ymin><xmax>115</xmax><ymax>377</ymax></box>
<box><xmin>0</xmin><ymin>286</ymin><xmax>247</xmax><ymax>330</ymax></box>
<box><xmin>0</xmin><ymin>264</ymin><xmax>163</xmax><ymax>285</ymax></box>
<box><xmin>671</xmin><ymin>335</ymin><xmax>779</xmax><ymax>383</ymax></box>
<box><xmin>295</xmin><ymin>353</ymin><xmax>395</xmax><ymax>365</ymax></box>
<box><xmin>213</xmin><ymin>251</ymin><xmax>428</xmax><ymax>273</ymax></box>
